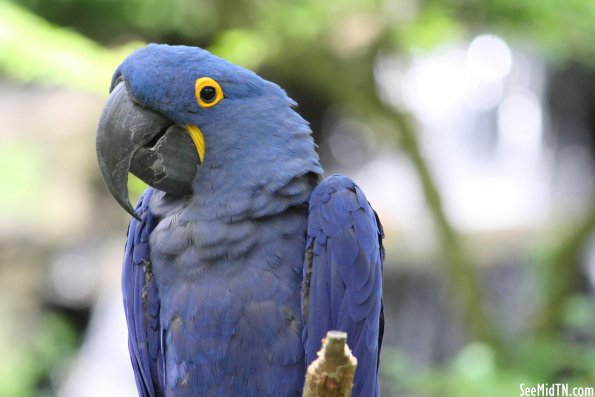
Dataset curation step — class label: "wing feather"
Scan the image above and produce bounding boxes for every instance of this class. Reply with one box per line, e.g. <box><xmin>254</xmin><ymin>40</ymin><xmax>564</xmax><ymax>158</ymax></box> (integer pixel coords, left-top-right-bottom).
<box><xmin>122</xmin><ymin>188</ymin><xmax>163</xmax><ymax>397</ymax></box>
<box><xmin>303</xmin><ymin>175</ymin><xmax>384</xmax><ymax>397</ymax></box>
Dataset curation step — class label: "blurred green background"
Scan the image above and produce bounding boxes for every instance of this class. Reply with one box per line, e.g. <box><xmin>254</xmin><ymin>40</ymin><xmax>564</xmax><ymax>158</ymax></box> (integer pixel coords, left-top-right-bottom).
<box><xmin>0</xmin><ymin>0</ymin><xmax>594</xmax><ymax>396</ymax></box>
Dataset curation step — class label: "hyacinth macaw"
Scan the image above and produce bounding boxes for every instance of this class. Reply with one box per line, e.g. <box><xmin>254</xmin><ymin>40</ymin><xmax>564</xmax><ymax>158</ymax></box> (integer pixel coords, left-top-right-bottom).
<box><xmin>96</xmin><ymin>44</ymin><xmax>384</xmax><ymax>397</ymax></box>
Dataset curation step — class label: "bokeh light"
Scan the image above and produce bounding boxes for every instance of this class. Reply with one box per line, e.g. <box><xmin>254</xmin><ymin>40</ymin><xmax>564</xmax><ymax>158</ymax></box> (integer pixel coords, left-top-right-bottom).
<box><xmin>467</xmin><ymin>34</ymin><xmax>512</xmax><ymax>82</ymax></box>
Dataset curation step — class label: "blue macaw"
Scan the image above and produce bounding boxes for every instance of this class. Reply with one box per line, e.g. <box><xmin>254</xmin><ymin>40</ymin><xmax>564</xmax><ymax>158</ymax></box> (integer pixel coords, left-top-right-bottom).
<box><xmin>96</xmin><ymin>44</ymin><xmax>384</xmax><ymax>397</ymax></box>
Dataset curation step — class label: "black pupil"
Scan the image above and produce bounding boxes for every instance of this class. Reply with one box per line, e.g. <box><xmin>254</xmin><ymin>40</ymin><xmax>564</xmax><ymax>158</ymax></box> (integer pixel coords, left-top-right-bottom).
<box><xmin>200</xmin><ymin>86</ymin><xmax>217</xmax><ymax>102</ymax></box>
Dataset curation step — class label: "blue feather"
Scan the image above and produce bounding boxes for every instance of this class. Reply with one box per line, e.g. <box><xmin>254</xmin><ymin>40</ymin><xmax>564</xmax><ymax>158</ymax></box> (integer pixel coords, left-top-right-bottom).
<box><xmin>303</xmin><ymin>175</ymin><xmax>384</xmax><ymax>397</ymax></box>
<box><xmin>113</xmin><ymin>44</ymin><xmax>382</xmax><ymax>397</ymax></box>
<box><xmin>122</xmin><ymin>188</ymin><xmax>163</xmax><ymax>397</ymax></box>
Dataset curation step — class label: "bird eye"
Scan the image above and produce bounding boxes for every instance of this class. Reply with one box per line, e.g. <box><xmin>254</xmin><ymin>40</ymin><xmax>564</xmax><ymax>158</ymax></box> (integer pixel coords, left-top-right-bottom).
<box><xmin>200</xmin><ymin>86</ymin><xmax>217</xmax><ymax>102</ymax></box>
<box><xmin>195</xmin><ymin>77</ymin><xmax>224</xmax><ymax>108</ymax></box>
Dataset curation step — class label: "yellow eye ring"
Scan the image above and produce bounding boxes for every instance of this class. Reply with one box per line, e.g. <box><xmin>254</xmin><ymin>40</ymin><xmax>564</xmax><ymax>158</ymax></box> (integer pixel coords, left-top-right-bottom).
<box><xmin>195</xmin><ymin>77</ymin><xmax>224</xmax><ymax>108</ymax></box>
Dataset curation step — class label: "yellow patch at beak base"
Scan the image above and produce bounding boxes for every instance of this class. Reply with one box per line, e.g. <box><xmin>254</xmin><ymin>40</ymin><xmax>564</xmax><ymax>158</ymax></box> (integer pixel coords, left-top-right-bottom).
<box><xmin>185</xmin><ymin>124</ymin><xmax>205</xmax><ymax>162</ymax></box>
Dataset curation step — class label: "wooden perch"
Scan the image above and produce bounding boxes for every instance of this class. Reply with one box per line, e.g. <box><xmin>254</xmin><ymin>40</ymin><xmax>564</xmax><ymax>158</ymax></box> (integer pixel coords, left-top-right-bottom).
<box><xmin>302</xmin><ymin>331</ymin><xmax>357</xmax><ymax>397</ymax></box>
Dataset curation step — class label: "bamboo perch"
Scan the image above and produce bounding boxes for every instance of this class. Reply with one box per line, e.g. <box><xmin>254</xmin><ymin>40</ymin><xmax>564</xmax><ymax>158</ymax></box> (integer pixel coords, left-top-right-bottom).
<box><xmin>302</xmin><ymin>331</ymin><xmax>357</xmax><ymax>397</ymax></box>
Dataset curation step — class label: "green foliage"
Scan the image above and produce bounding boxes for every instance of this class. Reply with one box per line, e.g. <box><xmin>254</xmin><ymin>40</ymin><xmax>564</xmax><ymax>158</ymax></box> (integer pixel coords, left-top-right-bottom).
<box><xmin>209</xmin><ymin>29</ymin><xmax>269</xmax><ymax>70</ymax></box>
<box><xmin>396</xmin><ymin>6</ymin><xmax>464</xmax><ymax>50</ymax></box>
<box><xmin>422</xmin><ymin>0</ymin><xmax>595</xmax><ymax>63</ymax></box>
<box><xmin>0</xmin><ymin>1</ymin><xmax>142</xmax><ymax>93</ymax></box>
<box><xmin>563</xmin><ymin>295</ymin><xmax>595</xmax><ymax>333</ymax></box>
<box><xmin>0</xmin><ymin>312</ymin><xmax>77</xmax><ymax>397</ymax></box>
<box><xmin>128</xmin><ymin>173</ymin><xmax>148</xmax><ymax>207</ymax></box>
<box><xmin>0</xmin><ymin>139</ymin><xmax>45</xmax><ymax>221</ymax></box>
<box><xmin>13</xmin><ymin>0</ymin><xmax>218</xmax><ymax>44</ymax></box>
<box><xmin>11</xmin><ymin>0</ymin><xmax>593</xmax><ymax>77</ymax></box>
<box><xmin>383</xmin><ymin>330</ymin><xmax>595</xmax><ymax>397</ymax></box>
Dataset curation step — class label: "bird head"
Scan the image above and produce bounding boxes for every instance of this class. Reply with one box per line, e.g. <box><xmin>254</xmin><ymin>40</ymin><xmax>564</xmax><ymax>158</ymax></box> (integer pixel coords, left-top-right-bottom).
<box><xmin>97</xmin><ymin>44</ymin><xmax>321</xmax><ymax>219</ymax></box>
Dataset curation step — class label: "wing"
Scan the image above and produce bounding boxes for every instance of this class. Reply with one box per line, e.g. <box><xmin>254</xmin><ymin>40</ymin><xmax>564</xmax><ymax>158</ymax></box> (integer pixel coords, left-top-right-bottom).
<box><xmin>122</xmin><ymin>188</ymin><xmax>164</xmax><ymax>397</ymax></box>
<box><xmin>303</xmin><ymin>175</ymin><xmax>384</xmax><ymax>397</ymax></box>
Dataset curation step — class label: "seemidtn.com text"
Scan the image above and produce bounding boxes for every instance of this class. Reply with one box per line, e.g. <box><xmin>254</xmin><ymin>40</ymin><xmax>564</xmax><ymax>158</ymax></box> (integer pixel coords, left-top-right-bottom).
<box><xmin>520</xmin><ymin>383</ymin><xmax>594</xmax><ymax>397</ymax></box>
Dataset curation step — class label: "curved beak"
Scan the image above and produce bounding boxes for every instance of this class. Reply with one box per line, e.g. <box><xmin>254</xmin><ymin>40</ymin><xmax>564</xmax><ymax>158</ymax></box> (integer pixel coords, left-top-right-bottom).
<box><xmin>96</xmin><ymin>82</ymin><xmax>200</xmax><ymax>219</ymax></box>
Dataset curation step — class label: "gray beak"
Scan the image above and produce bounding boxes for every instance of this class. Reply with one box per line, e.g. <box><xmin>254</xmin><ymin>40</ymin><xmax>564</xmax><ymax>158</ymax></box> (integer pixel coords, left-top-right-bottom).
<box><xmin>96</xmin><ymin>82</ymin><xmax>199</xmax><ymax>219</ymax></box>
